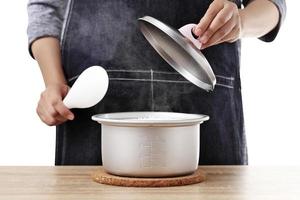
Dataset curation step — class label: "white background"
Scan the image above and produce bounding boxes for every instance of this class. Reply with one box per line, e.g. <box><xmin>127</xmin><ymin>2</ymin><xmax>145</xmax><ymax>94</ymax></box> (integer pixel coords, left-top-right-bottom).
<box><xmin>0</xmin><ymin>1</ymin><xmax>298</xmax><ymax>166</ymax></box>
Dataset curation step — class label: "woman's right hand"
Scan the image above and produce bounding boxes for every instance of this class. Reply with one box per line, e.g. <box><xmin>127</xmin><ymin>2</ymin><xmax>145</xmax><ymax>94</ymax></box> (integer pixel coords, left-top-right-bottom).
<box><xmin>36</xmin><ymin>84</ymin><xmax>74</xmax><ymax>126</ymax></box>
<box><xmin>31</xmin><ymin>37</ymin><xmax>73</xmax><ymax>126</ymax></box>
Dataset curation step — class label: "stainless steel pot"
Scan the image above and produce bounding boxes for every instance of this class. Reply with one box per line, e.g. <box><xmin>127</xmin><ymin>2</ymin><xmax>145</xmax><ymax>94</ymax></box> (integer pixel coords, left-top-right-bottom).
<box><xmin>92</xmin><ymin>112</ymin><xmax>209</xmax><ymax>177</ymax></box>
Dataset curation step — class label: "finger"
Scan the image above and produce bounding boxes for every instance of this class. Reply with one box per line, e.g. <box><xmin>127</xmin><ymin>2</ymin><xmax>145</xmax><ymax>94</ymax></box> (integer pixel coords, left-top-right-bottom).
<box><xmin>55</xmin><ymin>115</ymin><xmax>68</xmax><ymax>123</ymax></box>
<box><xmin>38</xmin><ymin>104</ymin><xmax>59</xmax><ymax>126</ymax></box>
<box><xmin>219</xmin><ymin>25</ymin><xmax>240</xmax><ymax>44</ymax></box>
<box><xmin>227</xmin><ymin>25</ymin><xmax>241</xmax><ymax>43</ymax></box>
<box><xmin>200</xmin><ymin>15</ymin><xmax>236</xmax><ymax>49</ymax></box>
<box><xmin>53</xmin><ymin>100</ymin><xmax>74</xmax><ymax>120</ymax></box>
<box><xmin>61</xmin><ymin>85</ymin><xmax>70</xmax><ymax>98</ymax></box>
<box><xmin>202</xmin><ymin>24</ymin><xmax>240</xmax><ymax>49</ymax></box>
<box><xmin>44</xmin><ymin>100</ymin><xmax>67</xmax><ymax>122</ymax></box>
<box><xmin>200</xmin><ymin>4</ymin><xmax>234</xmax><ymax>44</ymax></box>
<box><xmin>194</xmin><ymin>0</ymin><xmax>224</xmax><ymax>37</ymax></box>
<box><xmin>45</xmin><ymin>101</ymin><xmax>59</xmax><ymax>119</ymax></box>
<box><xmin>36</xmin><ymin>104</ymin><xmax>47</xmax><ymax>124</ymax></box>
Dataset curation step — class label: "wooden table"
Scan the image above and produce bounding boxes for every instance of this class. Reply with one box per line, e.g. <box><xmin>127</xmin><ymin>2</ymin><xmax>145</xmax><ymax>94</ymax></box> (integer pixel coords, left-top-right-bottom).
<box><xmin>0</xmin><ymin>166</ymin><xmax>299</xmax><ymax>200</ymax></box>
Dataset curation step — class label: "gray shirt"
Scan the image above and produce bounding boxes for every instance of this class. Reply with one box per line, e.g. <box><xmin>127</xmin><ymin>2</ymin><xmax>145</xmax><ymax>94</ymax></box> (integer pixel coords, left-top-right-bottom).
<box><xmin>27</xmin><ymin>0</ymin><xmax>67</xmax><ymax>51</ymax></box>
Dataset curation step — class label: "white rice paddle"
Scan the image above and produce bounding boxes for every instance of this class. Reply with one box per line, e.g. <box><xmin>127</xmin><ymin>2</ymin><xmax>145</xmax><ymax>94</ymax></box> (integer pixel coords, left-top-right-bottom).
<box><xmin>63</xmin><ymin>66</ymin><xmax>109</xmax><ymax>109</ymax></box>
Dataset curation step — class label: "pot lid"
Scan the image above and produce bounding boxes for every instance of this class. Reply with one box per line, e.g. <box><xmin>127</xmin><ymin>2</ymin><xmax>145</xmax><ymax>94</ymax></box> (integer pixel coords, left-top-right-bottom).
<box><xmin>92</xmin><ymin>112</ymin><xmax>209</xmax><ymax>127</ymax></box>
<box><xmin>138</xmin><ymin>16</ymin><xmax>216</xmax><ymax>91</ymax></box>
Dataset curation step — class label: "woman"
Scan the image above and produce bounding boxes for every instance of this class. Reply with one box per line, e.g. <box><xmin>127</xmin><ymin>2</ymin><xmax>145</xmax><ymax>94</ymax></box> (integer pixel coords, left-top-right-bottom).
<box><xmin>27</xmin><ymin>0</ymin><xmax>286</xmax><ymax>165</ymax></box>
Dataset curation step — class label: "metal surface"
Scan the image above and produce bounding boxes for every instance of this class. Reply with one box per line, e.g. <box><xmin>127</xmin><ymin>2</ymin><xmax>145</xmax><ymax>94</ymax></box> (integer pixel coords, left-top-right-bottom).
<box><xmin>138</xmin><ymin>16</ymin><xmax>216</xmax><ymax>91</ymax></box>
<box><xmin>92</xmin><ymin>112</ymin><xmax>209</xmax><ymax>177</ymax></box>
<box><xmin>101</xmin><ymin>124</ymin><xmax>200</xmax><ymax>177</ymax></box>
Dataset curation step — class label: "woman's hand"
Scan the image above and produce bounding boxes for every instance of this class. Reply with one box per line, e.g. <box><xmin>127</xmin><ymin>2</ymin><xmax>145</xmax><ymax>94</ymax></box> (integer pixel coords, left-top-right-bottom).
<box><xmin>194</xmin><ymin>0</ymin><xmax>242</xmax><ymax>49</ymax></box>
<box><xmin>32</xmin><ymin>37</ymin><xmax>73</xmax><ymax>126</ymax></box>
<box><xmin>36</xmin><ymin>84</ymin><xmax>74</xmax><ymax>126</ymax></box>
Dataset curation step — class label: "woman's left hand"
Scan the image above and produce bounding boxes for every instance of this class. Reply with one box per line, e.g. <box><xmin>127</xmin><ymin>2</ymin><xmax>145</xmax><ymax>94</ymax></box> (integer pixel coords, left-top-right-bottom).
<box><xmin>194</xmin><ymin>0</ymin><xmax>243</xmax><ymax>49</ymax></box>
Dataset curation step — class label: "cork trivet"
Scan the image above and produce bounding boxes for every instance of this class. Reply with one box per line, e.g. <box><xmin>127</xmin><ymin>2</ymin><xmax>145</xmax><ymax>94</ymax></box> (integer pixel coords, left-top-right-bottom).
<box><xmin>91</xmin><ymin>167</ymin><xmax>206</xmax><ymax>187</ymax></box>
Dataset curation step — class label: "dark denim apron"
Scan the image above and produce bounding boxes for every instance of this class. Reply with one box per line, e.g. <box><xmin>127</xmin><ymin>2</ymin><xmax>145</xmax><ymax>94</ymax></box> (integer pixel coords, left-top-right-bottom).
<box><xmin>57</xmin><ymin>0</ymin><xmax>247</xmax><ymax>165</ymax></box>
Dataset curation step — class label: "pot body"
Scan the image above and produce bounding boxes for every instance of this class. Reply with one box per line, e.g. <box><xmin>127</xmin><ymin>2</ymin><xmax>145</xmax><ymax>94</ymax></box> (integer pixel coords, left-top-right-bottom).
<box><xmin>102</xmin><ymin>124</ymin><xmax>200</xmax><ymax>177</ymax></box>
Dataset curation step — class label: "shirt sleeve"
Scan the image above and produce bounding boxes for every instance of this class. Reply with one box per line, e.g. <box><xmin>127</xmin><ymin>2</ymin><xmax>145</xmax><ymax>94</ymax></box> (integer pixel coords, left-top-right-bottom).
<box><xmin>27</xmin><ymin>0</ymin><xmax>68</xmax><ymax>58</ymax></box>
<box><xmin>242</xmin><ymin>0</ymin><xmax>286</xmax><ymax>42</ymax></box>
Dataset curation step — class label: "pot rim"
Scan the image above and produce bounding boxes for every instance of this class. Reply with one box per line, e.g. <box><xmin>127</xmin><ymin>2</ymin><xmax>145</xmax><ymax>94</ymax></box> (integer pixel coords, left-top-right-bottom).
<box><xmin>91</xmin><ymin>111</ymin><xmax>209</xmax><ymax>127</ymax></box>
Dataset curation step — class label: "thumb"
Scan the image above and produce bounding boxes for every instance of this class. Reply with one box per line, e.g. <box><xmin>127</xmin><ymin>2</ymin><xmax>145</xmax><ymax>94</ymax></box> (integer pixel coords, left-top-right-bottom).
<box><xmin>61</xmin><ymin>84</ymin><xmax>70</xmax><ymax>98</ymax></box>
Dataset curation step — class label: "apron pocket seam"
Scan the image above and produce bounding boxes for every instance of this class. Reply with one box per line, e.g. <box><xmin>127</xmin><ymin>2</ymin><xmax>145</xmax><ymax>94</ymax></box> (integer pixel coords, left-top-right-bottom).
<box><xmin>67</xmin><ymin>69</ymin><xmax>235</xmax><ymax>89</ymax></box>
